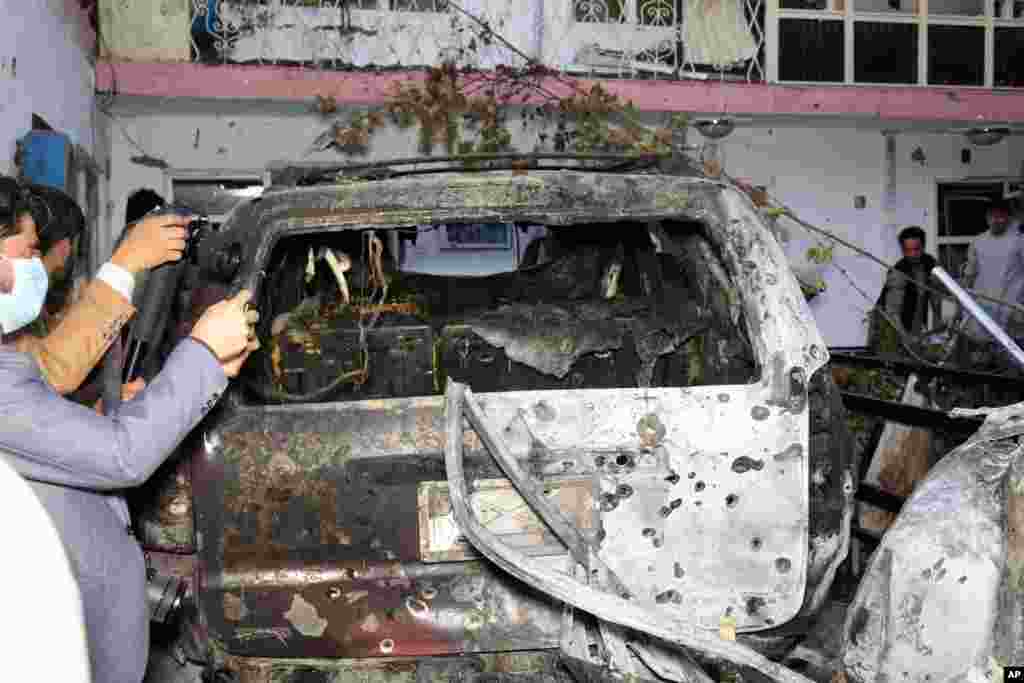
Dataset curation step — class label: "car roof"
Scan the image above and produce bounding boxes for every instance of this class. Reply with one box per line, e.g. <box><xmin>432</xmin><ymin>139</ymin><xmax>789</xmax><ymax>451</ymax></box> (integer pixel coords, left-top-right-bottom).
<box><xmin>266</xmin><ymin>153</ymin><xmax>704</xmax><ymax>188</ymax></box>
<box><xmin>234</xmin><ymin>169</ymin><xmax>727</xmax><ymax>238</ymax></box>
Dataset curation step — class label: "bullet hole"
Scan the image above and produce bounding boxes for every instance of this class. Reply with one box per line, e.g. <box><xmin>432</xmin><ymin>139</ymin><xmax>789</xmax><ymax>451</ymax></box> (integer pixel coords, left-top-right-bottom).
<box><xmin>327</xmin><ymin>587</ymin><xmax>342</xmax><ymax>600</ymax></box>
<box><xmin>731</xmin><ymin>456</ymin><xmax>765</xmax><ymax>474</ymax></box>
<box><xmin>666</xmin><ymin>471</ymin><xmax>681</xmax><ymax>485</ymax></box>
<box><xmin>594</xmin><ymin>455</ymin><xmax>606</xmax><ymax>467</ymax></box>
<box><xmin>379</xmin><ymin>639</ymin><xmax>395</xmax><ymax>654</ymax></box>
<box><xmin>746</xmin><ymin>596</ymin><xmax>766</xmax><ymax>615</ymax></box>
<box><xmin>533</xmin><ymin>401</ymin><xmax>556</xmax><ymax>421</ymax></box>
<box><xmin>674</xmin><ymin>562</ymin><xmax>685</xmax><ymax>578</ymax></box>
<box><xmin>615</xmin><ymin>454</ymin><xmax>632</xmax><ymax>467</ymax></box>
<box><xmin>653</xmin><ymin>537</ymin><xmax>663</xmax><ymax>548</ymax></box>
<box><xmin>406</xmin><ymin>596</ymin><xmax>429</xmax><ymax>617</ymax></box>
<box><xmin>616</xmin><ymin>484</ymin><xmax>634</xmax><ymax>498</ymax></box>
<box><xmin>775</xmin><ymin>557</ymin><xmax>792</xmax><ymax>574</ymax></box>
<box><xmin>600</xmin><ymin>493</ymin><xmax>619</xmax><ymax>511</ymax></box>
<box><xmin>725</xmin><ymin>493</ymin><xmax>739</xmax><ymax>508</ymax></box>
<box><xmin>751</xmin><ymin>537</ymin><xmax>762</xmax><ymax>551</ymax></box>
<box><xmin>688</xmin><ymin>471</ymin><xmax>696</xmax><ymax>479</ymax></box>
<box><xmin>670</xmin><ymin>498</ymin><xmax>682</xmax><ymax>509</ymax></box>
<box><xmin>695</xmin><ymin>481</ymin><xmax>706</xmax><ymax>492</ymax></box>
<box><xmin>959</xmin><ymin>575</ymin><xmax>967</xmax><ymax>583</ymax></box>
<box><xmin>659</xmin><ymin>506</ymin><xmax>672</xmax><ymax>517</ymax></box>
<box><xmin>597</xmin><ymin>528</ymin><xmax>606</xmax><ymax>542</ymax></box>
<box><xmin>642</xmin><ymin>528</ymin><xmax>656</xmax><ymax>537</ymax></box>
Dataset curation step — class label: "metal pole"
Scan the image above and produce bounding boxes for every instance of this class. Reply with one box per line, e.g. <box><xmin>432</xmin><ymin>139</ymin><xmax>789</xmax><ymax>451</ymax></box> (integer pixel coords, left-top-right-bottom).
<box><xmin>931</xmin><ymin>265</ymin><xmax>1024</xmax><ymax>370</ymax></box>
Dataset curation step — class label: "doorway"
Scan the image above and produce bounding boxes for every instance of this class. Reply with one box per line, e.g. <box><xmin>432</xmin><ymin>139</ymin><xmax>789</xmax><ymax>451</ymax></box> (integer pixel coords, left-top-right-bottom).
<box><xmin>935</xmin><ymin>181</ymin><xmax>1005</xmax><ymax>281</ymax></box>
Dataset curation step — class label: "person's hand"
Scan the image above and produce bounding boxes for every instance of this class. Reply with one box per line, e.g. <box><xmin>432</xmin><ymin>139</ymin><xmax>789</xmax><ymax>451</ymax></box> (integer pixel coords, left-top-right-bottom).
<box><xmin>190</xmin><ymin>289</ymin><xmax>260</xmax><ymax>377</ymax></box>
<box><xmin>0</xmin><ymin>258</ymin><xmax>12</xmax><ymax>294</ymax></box>
<box><xmin>110</xmin><ymin>213</ymin><xmax>191</xmax><ymax>274</ymax></box>
<box><xmin>94</xmin><ymin>378</ymin><xmax>147</xmax><ymax>414</ymax></box>
<box><xmin>42</xmin><ymin>239</ymin><xmax>72</xmax><ymax>276</ymax></box>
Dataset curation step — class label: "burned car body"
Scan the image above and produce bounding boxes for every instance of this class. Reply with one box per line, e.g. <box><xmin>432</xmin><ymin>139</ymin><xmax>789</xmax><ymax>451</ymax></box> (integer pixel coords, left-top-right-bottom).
<box><xmin>139</xmin><ymin>163</ymin><xmax>853</xmax><ymax>681</ymax></box>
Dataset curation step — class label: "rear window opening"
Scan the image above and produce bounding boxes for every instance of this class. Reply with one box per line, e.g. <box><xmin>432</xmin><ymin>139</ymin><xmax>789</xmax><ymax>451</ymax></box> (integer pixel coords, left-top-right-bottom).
<box><xmin>240</xmin><ymin>220</ymin><xmax>759</xmax><ymax>405</ymax></box>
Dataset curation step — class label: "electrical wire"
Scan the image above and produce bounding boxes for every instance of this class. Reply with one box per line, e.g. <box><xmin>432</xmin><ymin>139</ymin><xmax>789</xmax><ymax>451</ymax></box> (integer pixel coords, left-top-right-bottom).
<box><xmin>722</xmin><ymin>171</ymin><xmax>1024</xmax><ymax>316</ymax></box>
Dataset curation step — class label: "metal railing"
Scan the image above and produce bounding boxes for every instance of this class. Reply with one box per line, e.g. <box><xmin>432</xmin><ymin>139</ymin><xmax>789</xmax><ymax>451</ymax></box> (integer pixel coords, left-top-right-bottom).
<box><xmin>188</xmin><ymin>0</ymin><xmax>766</xmax><ymax>82</ymax></box>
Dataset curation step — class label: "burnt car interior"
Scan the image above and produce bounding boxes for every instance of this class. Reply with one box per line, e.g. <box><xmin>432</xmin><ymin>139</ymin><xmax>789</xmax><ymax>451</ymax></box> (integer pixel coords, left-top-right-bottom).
<box><xmin>240</xmin><ymin>219</ymin><xmax>759</xmax><ymax>405</ymax></box>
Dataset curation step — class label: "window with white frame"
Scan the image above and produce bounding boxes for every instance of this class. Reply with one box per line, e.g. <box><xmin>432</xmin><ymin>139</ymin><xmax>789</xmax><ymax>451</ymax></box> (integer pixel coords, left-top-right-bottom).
<box><xmin>935</xmin><ymin>182</ymin><xmax>1004</xmax><ymax>281</ymax></box>
<box><xmin>770</xmin><ymin>0</ymin><xmax>1024</xmax><ymax>85</ymax></box>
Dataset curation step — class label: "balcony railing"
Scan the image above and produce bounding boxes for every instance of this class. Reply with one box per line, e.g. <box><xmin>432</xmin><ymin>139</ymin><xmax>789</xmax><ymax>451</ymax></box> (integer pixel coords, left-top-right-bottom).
<box><xmin>184</xmin><ymin>0</ymin><xmax>767</xmax><ymax>82</ymax></box>
<box><xmin>100</xmin><ymin>1</ymin><xmax>1022</xmax><ymax>88</ymax></box>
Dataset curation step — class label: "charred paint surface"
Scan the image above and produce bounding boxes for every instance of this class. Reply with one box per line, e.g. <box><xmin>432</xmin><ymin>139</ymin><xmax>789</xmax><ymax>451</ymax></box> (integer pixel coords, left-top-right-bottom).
<box><xmin>131</xmin><ymin>446</ymin><xmax>195</xmax><ymax>551</ymax></box>
<box><xmin>196</xmin><ymin>414</ymin><xmax>565</xmax><ymax>658</ymax></box>
<box><xmin>221</xmin><ymin>651</ymin><xmax>560</xmax><ymax>683</ymax></box>
<box><xmin>185</xmin><ymin>170</ymin><xmax>836</xmax><ymax>665</ymax></box>
<box><xmin>205</xmin><ymin>559</ymin><xmax>562</xmax><ymax>660</ymax></box>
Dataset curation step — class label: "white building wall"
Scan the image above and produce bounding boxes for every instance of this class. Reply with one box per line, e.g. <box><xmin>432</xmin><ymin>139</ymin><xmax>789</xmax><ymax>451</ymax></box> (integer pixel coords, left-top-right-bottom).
<box><xmin>721</xmin><ymin>125</ymin><xmax>890</xmax><ymax>348</ymax></box>
<box><xmin>105</xmin><ymin>104</ymin><xmax>1024</xmax><ymax>346</ymax></box>
<box><xmin>0</xmin><ymin>0</ymin><xmax>98</xmax><ymax>173</ymax></box>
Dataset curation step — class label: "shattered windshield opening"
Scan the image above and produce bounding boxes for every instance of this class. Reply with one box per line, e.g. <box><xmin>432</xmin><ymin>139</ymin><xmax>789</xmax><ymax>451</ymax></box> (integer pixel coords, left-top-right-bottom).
<box><xmin>241</xmin><ymin>219</ymin><xmax>759</xmax><ymax>405</ymax></box>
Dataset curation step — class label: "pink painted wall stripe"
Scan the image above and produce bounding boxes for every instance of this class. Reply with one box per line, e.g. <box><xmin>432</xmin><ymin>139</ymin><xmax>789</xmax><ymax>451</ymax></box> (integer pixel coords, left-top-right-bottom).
<box><xmin>96</xmin><ymin>61</ymin><xmax>1024</xmax><ymax>122</ymax></box>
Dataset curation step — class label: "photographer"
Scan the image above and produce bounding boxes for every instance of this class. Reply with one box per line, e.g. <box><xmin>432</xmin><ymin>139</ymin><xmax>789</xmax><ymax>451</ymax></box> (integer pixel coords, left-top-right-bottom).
<box><xmin>0</xmin><ymin>182</ymin><xmax>190</xmax><ymax>401</ymax></box>
<box><xmin>0</xmin><ymin>199</ymin><xmax>259</xmax><ymax>683</ymax></box>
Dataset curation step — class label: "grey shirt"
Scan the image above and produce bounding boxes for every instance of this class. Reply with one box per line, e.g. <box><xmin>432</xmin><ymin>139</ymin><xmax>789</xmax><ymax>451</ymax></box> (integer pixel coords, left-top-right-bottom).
<box><xmin>963</xmin><ymin>228</ymin><xmax>1024</xmax><ymax>340</ymax></box>
<box><xmin>0</xmin><ymin>338</ymin><xmax>228</xmax><ymax>683</ymax></box>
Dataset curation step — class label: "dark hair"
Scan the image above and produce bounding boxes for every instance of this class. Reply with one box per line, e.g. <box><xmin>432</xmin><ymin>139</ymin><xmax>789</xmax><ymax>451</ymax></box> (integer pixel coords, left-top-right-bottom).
<box><xmin>0</xmin><ymin>176</ymin><xmax>34</xmax><ymax>242</ymax></box>
<box><xmin>29</xmin><ymin>184</ymin><xmax>86</xmax><ymax>254</ymax></box>
<box><xmin>125</xmin><ymin>189</ymin><xmax>166</xmax><ymax>225</ymax></box>
<box><xmin>898</xmin><ymin>225</ymin><xmax>926</xmax><ymax>245</ymax></box>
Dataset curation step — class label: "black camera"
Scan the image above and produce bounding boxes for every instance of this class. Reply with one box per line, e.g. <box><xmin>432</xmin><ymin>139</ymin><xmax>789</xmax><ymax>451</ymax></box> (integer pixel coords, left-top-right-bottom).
<box><xmin>142</xmin><ymin>205</ymin><xmax>213</xmax><ymax>265</ymax></box>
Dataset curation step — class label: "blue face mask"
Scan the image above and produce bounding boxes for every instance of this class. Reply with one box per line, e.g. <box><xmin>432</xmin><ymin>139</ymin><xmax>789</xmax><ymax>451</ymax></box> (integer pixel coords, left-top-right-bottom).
<box><xmin>0</xmin><ymin>257</ymin><xmax>49</xmax><ymax>334</ymax></box>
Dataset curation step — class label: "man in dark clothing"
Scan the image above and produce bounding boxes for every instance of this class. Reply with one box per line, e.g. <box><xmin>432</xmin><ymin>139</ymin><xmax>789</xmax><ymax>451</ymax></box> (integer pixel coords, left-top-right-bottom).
<box><xmin>871</xmin><ymin>226</ymin><xmax>943</xmax><ymax>352</ymax></box>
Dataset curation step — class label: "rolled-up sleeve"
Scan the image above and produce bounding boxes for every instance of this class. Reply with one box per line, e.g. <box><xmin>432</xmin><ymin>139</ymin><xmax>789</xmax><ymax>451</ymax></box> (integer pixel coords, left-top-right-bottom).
<box><xmin>0</xmin><ymin>338</ymin><xmax>227</xmax><ymax>490</ymax></box>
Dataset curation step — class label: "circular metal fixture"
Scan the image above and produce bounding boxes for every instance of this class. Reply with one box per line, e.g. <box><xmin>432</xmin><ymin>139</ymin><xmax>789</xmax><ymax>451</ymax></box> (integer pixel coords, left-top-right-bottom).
<box><xmin>965</xmin><ymin>127</ymin><xmax>1010</xmax><ymax>146</ymax></box>
<box><xmin>694</xmin><ymin>117</ymin><xmax>736</xmax><ymax>140</ymax></box>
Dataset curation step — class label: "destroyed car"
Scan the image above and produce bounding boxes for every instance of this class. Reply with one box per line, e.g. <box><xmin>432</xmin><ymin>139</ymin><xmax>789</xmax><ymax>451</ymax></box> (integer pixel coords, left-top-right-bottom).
<box><xmin>132</xmin><ymin>157</ymin><xmax>854</xmax><ymax>682</ymax></box>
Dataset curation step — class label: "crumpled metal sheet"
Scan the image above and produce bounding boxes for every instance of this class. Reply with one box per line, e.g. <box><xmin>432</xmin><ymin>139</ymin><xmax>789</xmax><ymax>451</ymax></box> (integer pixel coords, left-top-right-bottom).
<box><xmin>842</xmin><ymin>401</ymin><xmax>1024</xmax><ymax>683</ymax></box>
<box><xmin>632</xmin><ymin>304</ymin><xmax>707</xmax><ymax>387</ymax></box>
<box><xmin>468</xmin><ymin>302</ymin><xmax>625</xmax><ymax>379</ymax></box>
<box><xmin>467</xmin><ymin>300</ymin><xmax>706</xmax><ymax>381</ymax></box>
